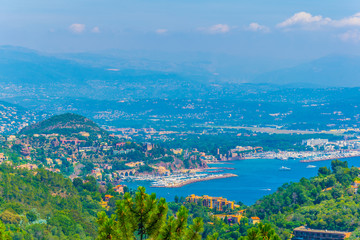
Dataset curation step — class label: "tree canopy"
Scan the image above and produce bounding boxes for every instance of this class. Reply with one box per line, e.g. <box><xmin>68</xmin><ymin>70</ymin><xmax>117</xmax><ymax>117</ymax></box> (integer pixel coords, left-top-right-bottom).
<box><xmin>97</xmin><ymin>186</ymin><xmax>204</xmax><ymax>240</ymax></box>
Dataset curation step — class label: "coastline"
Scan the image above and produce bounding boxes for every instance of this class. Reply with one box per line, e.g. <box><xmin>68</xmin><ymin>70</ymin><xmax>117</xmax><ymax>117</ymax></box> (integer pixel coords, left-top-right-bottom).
<box><xmin>300</xmin><ymin>154</ymin><xmax>360</xmax><ymax>163</ymax></box>
<box><xmin>206</xmin><ymin>150</ymin><xmax>360</xmax><ymax>164</ymax></box>
<box><xmin>151</xmin><ymin>173</ymin><xmax>238</xmax><ymax>188</ymax></box>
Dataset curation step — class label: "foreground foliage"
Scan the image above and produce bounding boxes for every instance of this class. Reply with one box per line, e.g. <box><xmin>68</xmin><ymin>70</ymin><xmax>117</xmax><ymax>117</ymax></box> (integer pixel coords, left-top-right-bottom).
<box><xmin>0</xmin><ymin>164</ymin><xmax>102</xmax><ymax>239</ymax></box>
<box><xmin>238</xmin><ymin>223</ymin><xmax>281</xmax><ymax>240</ymax></box>
<box><xmin>0</xmin><ymin>219</ymin><xmax>11</xmax><ymax>240</ymax></box>
<box><xmin>97</xmin><ymin>186</ymin><xmax>204</xmax><ymax>240</ymax></box>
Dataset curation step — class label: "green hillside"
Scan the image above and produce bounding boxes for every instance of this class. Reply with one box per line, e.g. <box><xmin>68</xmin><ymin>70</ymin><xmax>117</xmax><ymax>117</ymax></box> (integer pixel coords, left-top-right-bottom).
<box><xmin>0</xmin><ymin>164</ymin><xmax>103</xmax><ymax>239</ymax></box>
<box><xmin>19</xmin><ymin>113</ymin><xmax>107</xmax><ymax>137</ymax></box>
<box><xmin>248</xmin><ymin>160</ymin><xmax>360</xmax><ymax>239</ymax></box>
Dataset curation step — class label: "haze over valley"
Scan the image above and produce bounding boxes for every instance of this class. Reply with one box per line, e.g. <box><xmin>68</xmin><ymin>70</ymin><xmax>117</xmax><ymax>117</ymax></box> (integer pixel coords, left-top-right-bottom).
<box><xmin>1</xmin><ymin>1</ymin><xmax>360</xmax><ymax>239</ymax></box>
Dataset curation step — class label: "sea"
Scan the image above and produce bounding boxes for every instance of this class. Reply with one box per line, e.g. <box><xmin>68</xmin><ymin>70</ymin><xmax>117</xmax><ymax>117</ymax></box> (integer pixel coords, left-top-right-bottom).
<box><xmin>124</xmin><ymin>157</ymin><xmax>360</xmax><ymax>206</ymax></box>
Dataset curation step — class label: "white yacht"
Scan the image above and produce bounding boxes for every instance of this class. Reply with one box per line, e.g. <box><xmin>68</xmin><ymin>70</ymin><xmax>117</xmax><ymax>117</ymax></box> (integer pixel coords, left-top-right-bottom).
<box><xmin>279</xmin><ymin>166</ymin><xmax>291</xmax><ymax>171</ymax></box>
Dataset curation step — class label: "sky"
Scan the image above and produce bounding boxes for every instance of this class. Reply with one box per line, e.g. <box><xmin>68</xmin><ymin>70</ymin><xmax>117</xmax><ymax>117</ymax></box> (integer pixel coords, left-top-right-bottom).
<box><xmin>1</xmin><ymin>0</ymin><xmax>360</xmax><ymax>61</ymax></box>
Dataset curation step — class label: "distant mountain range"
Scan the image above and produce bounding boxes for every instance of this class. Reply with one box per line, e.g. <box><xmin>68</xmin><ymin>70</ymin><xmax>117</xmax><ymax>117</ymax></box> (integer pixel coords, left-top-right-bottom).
<box><xmin>254</xmin><ymin>55</ymin><xmax>360</xmax><ymax>87</ymax></box>
<box><xmin>0</xmin><ymin>46</ymin><xmax>108</xmax><ymax>85</ymax></box>
<box><xmin>0</xmin><ymin>46</ymin><xmax>222</xmax><ymax>99</ymax></box>
<box><xmin>1</xmin><ymin>46</ymin><xmax>360</xmax><ymax>102</ymax></box>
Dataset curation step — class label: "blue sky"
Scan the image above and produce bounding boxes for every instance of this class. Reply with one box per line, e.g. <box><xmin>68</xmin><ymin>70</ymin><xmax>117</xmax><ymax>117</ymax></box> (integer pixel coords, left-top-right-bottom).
<box><xmin>1</xmin><ymin>0</ymin><xmax>360</xmax><ymax>60</ymax></box>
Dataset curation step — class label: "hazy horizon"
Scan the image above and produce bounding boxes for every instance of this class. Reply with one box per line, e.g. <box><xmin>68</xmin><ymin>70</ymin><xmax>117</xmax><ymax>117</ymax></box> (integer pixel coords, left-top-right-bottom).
<box><xmin>1</xmin><ymin>0</ymin><xmax>360</xmax><ymax>62</ymax></box>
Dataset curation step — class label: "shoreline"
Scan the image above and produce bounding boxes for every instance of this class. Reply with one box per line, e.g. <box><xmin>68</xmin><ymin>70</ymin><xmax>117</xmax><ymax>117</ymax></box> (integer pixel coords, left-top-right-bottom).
<box><xmin>206</xmin><ymin>151</ymin><xmax>360</xmax><ymax>164</ymax></box>
<box><xmin>300</xmin><ymin>154</ymin><xmax>360</xmax><ymax>163</ymax></box>
<box><xmin>151</xmin><ymin>173</ymin><xmax>238</xmax><ymax>188</ymax></box>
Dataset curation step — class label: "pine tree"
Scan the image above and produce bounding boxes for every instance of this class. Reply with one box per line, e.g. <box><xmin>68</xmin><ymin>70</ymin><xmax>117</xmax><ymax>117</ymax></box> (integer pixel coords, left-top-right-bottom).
<box><xmin>97</xmin><ymin>186</ymin><xmax>204</xmax><ymax>240</ymax></box>
<box><xmin>159</xmin><ymin>205</ymin><xmax>189</xmax><ymax>240</ymax></box>
<box><xmin>206</xmin><ymin>232</ymin><xmax>219</xmax><ymax>240</ymax></box>
<box><xmin>185</xmin><ymin>217</ymin><xmax>204</xmax><ymax>240</ymax></box>
<box><xmin>239</xmin><ymin>223</ymin><xmax>280</xmax><ymax>240</ymax></box>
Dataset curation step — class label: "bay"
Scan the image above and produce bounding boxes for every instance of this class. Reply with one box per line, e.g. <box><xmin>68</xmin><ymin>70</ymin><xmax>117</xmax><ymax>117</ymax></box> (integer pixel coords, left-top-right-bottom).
<box><xmin>125</xmin><ymin>157</ymin><xmax>360</xmax><ymax>206</ymax></box>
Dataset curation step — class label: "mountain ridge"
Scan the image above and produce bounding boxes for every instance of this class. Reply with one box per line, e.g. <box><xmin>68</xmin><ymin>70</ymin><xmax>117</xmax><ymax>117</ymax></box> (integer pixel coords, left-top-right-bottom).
<box><xmin>254</xmin><ymin>55</ymin><xmax>360</xmax><ymax>87</ymax></box>
<box><xmin>1</xmin><ymin>46</ymin><xmax>360</xmax><ymax>102</ymax></box>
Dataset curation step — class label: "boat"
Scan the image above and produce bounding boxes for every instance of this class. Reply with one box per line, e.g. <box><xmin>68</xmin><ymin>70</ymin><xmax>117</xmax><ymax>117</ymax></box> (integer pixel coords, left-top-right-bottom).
<box><xmin>306</xmin><ymin>165</ymin><xmax>317</xmax><ymax>168</ymax></box>
<box><xmin>279</xmin><ymin>166</ymin><xmax>291</xmax><ymax>171</ymax></box>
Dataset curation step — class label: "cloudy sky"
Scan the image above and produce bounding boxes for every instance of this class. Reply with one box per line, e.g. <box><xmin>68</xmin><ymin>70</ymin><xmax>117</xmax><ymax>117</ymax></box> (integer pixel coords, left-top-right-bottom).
<box><xmin>1</xmin><ymin>0</ymin><xmax>360</xmax><ymax>60</ymax></box>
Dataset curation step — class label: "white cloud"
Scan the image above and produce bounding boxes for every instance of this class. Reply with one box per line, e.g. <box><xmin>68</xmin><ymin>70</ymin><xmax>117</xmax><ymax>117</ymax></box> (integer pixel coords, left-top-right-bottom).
<box><xmin>246</xmin><ymin>22</ymin><xmax>270</xmax><ymax>33</ymax></box>
<box><xmin>332</xmin><ymin>13</ymin><xmax>360</xmax><ymax>27</ymax></box>
<box><xmin>339</xmin><ymin>30</ymin><xmax>360</xmax><ymax>42</ymax></box>
<box><xmin>91</xmin><ymin>26</ymin><xmax>100</xmax><ymax>33</ymax></box>
<box><xmin>155</xmin><ymin>29</ymin><xmax>168</xmax><ymax>34</ymax></box>
<box><xmin>277</xmin><ymin>12</ymin><xmax>331</xmax><ymax>29</ymax></box>
<box><xmin>278</xmin><ymin>12</ymin><xmax>360</xmax><ymax>30</ymax></box>
<box><xmin>69</xmin><ymin>23</ymin><xmax>86</xmax><ymax>34</ymax></box>
<box><xmin>200</xmin><ymin>24</ymin><xmax>230</xmax><ymax>34</ymax></box>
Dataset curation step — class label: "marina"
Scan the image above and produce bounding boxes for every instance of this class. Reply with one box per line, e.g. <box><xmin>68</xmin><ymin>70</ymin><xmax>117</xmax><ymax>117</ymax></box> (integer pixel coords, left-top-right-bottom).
<box><xmin>152</xmin><ymin>173</ymin><xmax>238</xmax><ymax>188</ymax></box>
<box><xmin>299</xmin><ymin>150</ymin><xmax>360</xmax><ymax>162</ymax></box>
<box><xmin>239</xmin><ymin>149</ymin><xmax>360</xmax><ymax>162</ymax></box>
<box><xmin>124</xmin><ymin>172</ymin><xmax>238</xmax><ymax>188</ymax></box>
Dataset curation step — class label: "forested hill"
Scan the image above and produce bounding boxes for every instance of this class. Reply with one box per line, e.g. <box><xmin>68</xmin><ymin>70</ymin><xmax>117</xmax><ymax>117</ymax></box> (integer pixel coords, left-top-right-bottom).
<box><xmin>19</xmin><ymin>113</ymin><xmax>107</xmax><ymax>137</ymax></box>
<box><xmin>0</xmin><ymin>164</ymin><xmax>106</xmax><ymax>239</ymax></box>
<box><xmin>248</xmin><ymin>160</ymin><xmax>360</xmax><ymax>239</ymax></box>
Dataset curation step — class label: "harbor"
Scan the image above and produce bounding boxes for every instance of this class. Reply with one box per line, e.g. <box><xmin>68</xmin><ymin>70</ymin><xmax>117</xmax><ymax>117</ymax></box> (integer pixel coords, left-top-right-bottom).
<box><xmin>152</xmin><ymin>173</ymin><xmax>238</xmax><ymax>188</ymax></box>
<box><xmin>232</xmin><ymin>149</ymin><xmax>360</xmax><ymax>162</ymax></box>
<box><xmin>124</xmin><ymin>172</ymin><xmax>238</xmax><ymax>188</ymax></box>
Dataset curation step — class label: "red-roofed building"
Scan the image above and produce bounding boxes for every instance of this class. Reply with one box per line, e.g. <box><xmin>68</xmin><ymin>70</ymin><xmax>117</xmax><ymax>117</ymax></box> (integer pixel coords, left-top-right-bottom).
<box><xmin>293</xmin><ymin>226</ymin><xmax>352</xmax><ymax>240</ymax></box>
<box><xmin>114</xmin><ymin>185</ymin><xmax>126</xmax><ymax>194</ymax></box>
<box><xmin>250</xmin><ymin>217</ymin><xmax>260</xmax><ymax>224</ymax></box>
<box><xmin>104</xmin><ymin>195</ymin><xmax>114</xmax><ymax>202</ymax></box>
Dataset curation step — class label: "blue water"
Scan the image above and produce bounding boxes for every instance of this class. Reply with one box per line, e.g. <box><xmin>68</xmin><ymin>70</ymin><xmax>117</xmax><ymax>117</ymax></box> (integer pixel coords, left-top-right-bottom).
<box><xmin>125</xmin><ymin>157</ymin><xmax>360</xmax><ymax>206</ymax></box>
